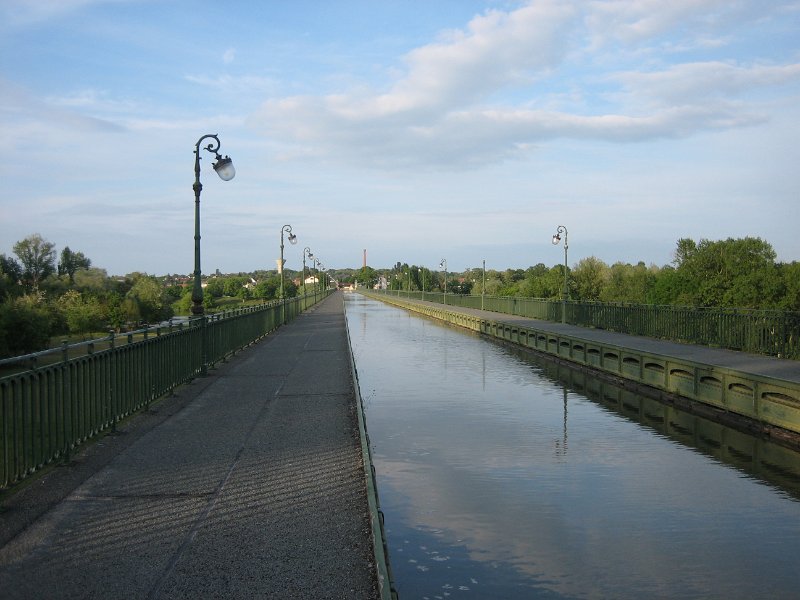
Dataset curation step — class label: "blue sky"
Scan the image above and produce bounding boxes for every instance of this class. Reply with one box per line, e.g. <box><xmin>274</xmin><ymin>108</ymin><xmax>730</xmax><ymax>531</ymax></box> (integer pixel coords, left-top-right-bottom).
<box><xmin>1</xmin><ymin>1</ymin><xmax>798</xmax><ymax>276</ymax></box>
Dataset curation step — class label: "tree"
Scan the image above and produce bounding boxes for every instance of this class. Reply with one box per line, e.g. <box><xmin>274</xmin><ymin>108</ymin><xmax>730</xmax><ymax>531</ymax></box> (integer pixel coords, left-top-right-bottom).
<box><xmin>571</xmin><ymin>256</ymin><xmax>608</xmax><ymax>301</ymax></box>
<box><xmin>355</xmin><ymin>266</ymin><xmax>378</xmax><ymax>287</ymax></box>
<box><xmin>674</xmin><ymin>237</ymin><xmax>781</xmax><ymax>308</ymax></box>
<box><xmin>253</xmin><ymin>277</ymin><xmax>280</xmax><ymax>300</ymax></box>
<box><xmin>126</xmin><ymin>275</ymin><xmax>173</xmax><ymax>323</ymax></box>
<box><xmin>600</xmin><ymin>262</ymin><xmax>655</xmax><ymax>304</ymax></box>
<box><xmin>778</xmin><ymin>262</ymin><xmax>800</xmax><ymax>311</ymax></box>
<box><xmin>13</xmin><ymin>234</ymin><xmax>56</xmax><ymax>293</ymax></box>
<box><xmin>58</xmin><ymin>290</ymin><xmax>105</xmax><ymax>335</ymax></box>
<box><xmin>0</xmin><ymin>295</ymin><xmax>54</xmax><ymax>357</ymax></box>
<box><xmin>0</xmin><ymin>254</ymin><xmax>24</xmax><ymax>298</ymax></box>
<box><xmin>205</xmin><ymin>278</ymin><xmax>225</xmax><ymax>298</ymax></box>
<box><xmin>58</xmin><ymin>247</ymin><xmax>92</xmax><ymax>283</ymax></box>
<box><xmin>223</xmin><ymin>276</ymin><xmax>248</xmax><ymax>297</ymax></box>
<box><xmin>73</xmin><ymin>267</ymin><xmax>110</xmax><ymax>292</ymax></box>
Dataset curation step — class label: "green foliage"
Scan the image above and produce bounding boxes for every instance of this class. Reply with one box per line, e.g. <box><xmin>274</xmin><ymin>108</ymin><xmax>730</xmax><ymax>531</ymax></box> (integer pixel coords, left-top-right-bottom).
<box><xmin>125</xmin><ymin>274</ymin><xmax>174</xmax><ymax>323</ymax></box>
<box><xmin>670</xmin><ymin>237</ymin><xmax>781</xmax><ymax>308</ymax></box>
<box><xmin>600</xmin><ymin>262</ymin><xmax>655</xmax><ymax>304</ymax></box>
<box><xmin>58</xmin><ymin>247</ymin><xmax>91</xmax><ymax>283</ymax></box>
<box><xmin>58</xmin><ymin>290</ymin><xmax>105</xmax><ymax>335</ymax></box>
<box><xmin>356</xmin><ymin>266</ymin><xmax>378</xmax><ymax>287</ymax></box>
<box><xmin>0</xmin><ymin>295</ymin><xmax>54</xmax><ymax>358</ymax></box>
<box><xmin>449</xmin><ymin>278</ymin><xmax>472</xmax><ymax>294</ymax></box>
<box><xmin>0</xmin><ymin>254</ymin><xmax>24</xmax><ymax>298</ymax></box>
<box><xmin>13</xmin><ymin>233</ymin><xmax>56</xmax><ymax>293</ymax></box>
<box><xmin>572</xmin><ymin>257</ymin><xmax>608</xmax><ymax>301</ymax></box>
<box><xmin>205</xmin><ymin>278</ymin><xmax>225</xmax><ymax>298</ymax></box>
<box><xmin>254</xmin><ymin>277</ymin><xmax>280</xmax><ymax>300</ymax></box>
<box><xmin>223</xmin><ymin>276</ymin><xmax>248</xmax><ymax>297</ymax></box>
<box><xmin>778</xmin><ymin>262</ymin><xmax>800</xmax><ymax>311</ymax></box>
<box><xmin>516</xmin><ymin>266</ymin><xmax>564</xmax><ymax>299</ymax></box>
<box><xmin>73</xmin><ymin>267</ymin><xmax>111</xmax><ymax>292</ymax></box>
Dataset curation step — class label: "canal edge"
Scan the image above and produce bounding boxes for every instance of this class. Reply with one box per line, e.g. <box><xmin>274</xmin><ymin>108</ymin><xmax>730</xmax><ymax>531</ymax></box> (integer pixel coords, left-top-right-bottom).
<box><xmin>343</xmin><ymin>296</ymin><xmax>399</xmax><ymax>600</ymax></box>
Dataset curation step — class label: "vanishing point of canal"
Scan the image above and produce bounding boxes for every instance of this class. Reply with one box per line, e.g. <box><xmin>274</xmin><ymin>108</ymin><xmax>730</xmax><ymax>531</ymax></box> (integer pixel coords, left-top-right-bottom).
<box><xmin>344</xmin><ymin>294</ymin><xmax>800</xmax><ymax>600</ymax></box>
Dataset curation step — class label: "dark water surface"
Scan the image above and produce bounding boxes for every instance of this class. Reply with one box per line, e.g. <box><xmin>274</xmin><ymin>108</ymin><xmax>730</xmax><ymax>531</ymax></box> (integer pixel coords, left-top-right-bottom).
<box><xmin>344</xmin><ymin>294</ymin><xmax>800</xmax><ymax>600</ymax></box>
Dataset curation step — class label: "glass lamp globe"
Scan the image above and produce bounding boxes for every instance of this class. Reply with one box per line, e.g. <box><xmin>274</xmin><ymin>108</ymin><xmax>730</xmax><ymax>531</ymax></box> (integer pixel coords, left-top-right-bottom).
<box><xmin>213</xmin><ymin>156</ymin><xmax>236</xmax><ymax>181</ymax></box>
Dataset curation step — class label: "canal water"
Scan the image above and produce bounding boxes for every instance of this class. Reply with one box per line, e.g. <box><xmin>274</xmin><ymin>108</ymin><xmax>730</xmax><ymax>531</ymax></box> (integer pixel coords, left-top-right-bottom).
<box><xmin>344</xmin><ymin>294</ymin><xmax>800</xmax><ymax>600</ymax></box>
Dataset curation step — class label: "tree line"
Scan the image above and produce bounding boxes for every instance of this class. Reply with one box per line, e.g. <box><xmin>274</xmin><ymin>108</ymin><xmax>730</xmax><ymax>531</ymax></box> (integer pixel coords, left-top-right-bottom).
<box><xmin>2</xmin><ymin>233</ymin><xmax>797</xmax><ymax>359</ymax></box>
<box><xmin>0</xmin><ymin>234</ymin><xmax>301</xmax><ymax>358</ymax></box>
<box><xmin>383</xmin><ymin>237</ymin><xmax>800</xmax><ymax>311</ymax></box>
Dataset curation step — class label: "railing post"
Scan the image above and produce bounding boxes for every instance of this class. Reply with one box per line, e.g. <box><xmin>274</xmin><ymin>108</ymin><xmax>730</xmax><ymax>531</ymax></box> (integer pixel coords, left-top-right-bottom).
<box><xmin>201</xmin><ymin>315</ymin><xmax>208</xmax><ymax>376</ymax></box>
<box><xmin>61</xmin><ymin>340</ymin><xmax>71</xmax><ymax>463</ymax></box>
<box><xmin>109</xmin><ymin>331</ymin><xmax>117</xmax><ymax>433</ymax></box>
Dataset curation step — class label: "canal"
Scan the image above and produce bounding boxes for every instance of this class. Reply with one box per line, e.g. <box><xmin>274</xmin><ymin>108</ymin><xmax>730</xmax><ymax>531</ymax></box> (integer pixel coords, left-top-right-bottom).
<box><xmin>344</xmin><ymin>294</ymin><xmax>800</xmax><ymax>600</ymax></box>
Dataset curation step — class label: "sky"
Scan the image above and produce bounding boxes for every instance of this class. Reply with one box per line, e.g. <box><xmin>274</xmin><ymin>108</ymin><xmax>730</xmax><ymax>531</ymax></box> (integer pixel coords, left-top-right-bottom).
<box><xmin>1</xmin><ymin>0</ymin><xmax>799</xmax><ymax>276</ymax></box>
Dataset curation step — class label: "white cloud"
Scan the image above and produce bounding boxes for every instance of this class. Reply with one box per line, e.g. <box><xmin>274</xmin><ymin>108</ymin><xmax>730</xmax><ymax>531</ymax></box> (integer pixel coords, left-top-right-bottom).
<box><xmin>248</xmin><ymin>1</ymin><xmax>799</xmax><ymax>171</ymax></box>
<box><xmin>611</xmin><ymin>61</ymin><xmax>800</xmax><ymax>106</ymax></box>
<box><xmin>222</xmin><ymin>47</ymin><xmax>236</xmax><ymax>64</ymax></box>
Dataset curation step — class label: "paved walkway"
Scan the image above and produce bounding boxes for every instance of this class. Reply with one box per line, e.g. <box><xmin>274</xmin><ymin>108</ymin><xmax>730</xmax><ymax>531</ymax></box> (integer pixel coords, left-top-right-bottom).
<box><xmin>0</xmin><ymin>293</ymin><xmax>379</xmax><ymax>599</ymax></box>
<box><xmin>395</xmin><ymin>295</ymin><xmax>800</xmax><ymax>384</ymax></box>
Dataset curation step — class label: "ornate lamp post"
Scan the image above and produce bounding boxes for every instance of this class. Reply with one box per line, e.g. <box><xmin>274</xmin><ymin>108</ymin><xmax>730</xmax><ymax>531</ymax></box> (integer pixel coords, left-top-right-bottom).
<box><xmin>440</xmin><ymin>258</ymin><xmax>447</xmax><ymax>305</ymax></box>
<box><xmin>551</xmin><ymin>225</ymin><xmax>569</xmax><ymax>324</ymax></box>
<box><xmin>192</xmin><ymin>134</ymin><xmax>235</xmax><ymax>316</ymax></box>
<box><xmin>318</xmin><ymin>263</ymin><xmax>326</xmax><ymax>290</ymax></box>
<box><xmin>313</xmin><ymin>257</ymin><xmax>321</xmax><ymax>300</ymax></box>
<box><xmin>279</xmin><ymin>224</ymin><xmax>297</xmax><ymax>299</ymax></box>
<box><xmin>303</xmin><ymin>246</ymin><xmax>312</xmax><ymax>296</ymax></box>
<box><xmin>279</xmin><ymin>224</ymin><xmax>297</xmax><ymax>325</ymax></box>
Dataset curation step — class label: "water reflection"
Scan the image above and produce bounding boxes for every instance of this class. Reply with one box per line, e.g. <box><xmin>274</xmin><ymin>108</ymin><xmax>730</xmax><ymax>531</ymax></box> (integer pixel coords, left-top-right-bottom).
<box><xmin>345</xmin><ymin>295</ymin><xmax>800</xmax><ymax>599</ymax></box>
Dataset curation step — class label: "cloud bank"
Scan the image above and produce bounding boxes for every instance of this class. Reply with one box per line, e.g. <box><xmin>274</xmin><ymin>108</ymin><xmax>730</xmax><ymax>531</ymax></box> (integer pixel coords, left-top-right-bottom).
<box><xmin>249</xmin><ymin>1</ymin><xmax>800</xmax><ymax>170</ymax></box>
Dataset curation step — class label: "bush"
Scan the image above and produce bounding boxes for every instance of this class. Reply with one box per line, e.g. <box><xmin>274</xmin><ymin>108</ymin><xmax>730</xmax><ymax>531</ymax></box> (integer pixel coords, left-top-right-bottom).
<box><xmin>0</xmin><ymin>296</ymin><xmax>54</xmax><ymax>358</ymax></box>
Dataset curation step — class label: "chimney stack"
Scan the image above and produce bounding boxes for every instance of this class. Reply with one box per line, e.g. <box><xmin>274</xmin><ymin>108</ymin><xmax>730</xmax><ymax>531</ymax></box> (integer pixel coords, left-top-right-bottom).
<box><xmin>363</xmin><ymin>249</ymin><xmax>367</xmax><ymax>268</ymax></box>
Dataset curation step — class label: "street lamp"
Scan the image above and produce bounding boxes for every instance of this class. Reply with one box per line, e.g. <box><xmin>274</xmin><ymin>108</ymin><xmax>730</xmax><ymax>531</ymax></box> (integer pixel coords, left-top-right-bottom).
<box><xmin>303</xmin><ymin>247</ymin><xmax>312</xmax><ymax>296</ymax></box>
<box><xmin>279</xmin><ymin>224</ymin><xmax>297</xmax><ymax>325</ymax></box>
<box><xmin>440</xmin><ymin>258</ymin><xmax>447</xmax><ymax>305</ymax></box>
<box><xmin>551</xmin><ymin>225</ymin><xmax>569</xmax><ymax>323</ymax></box>
<box><xmin>419</xmin><ymin>267</ymin><xmax>425</xmax><ymax>301</ymax></box>
<box><xmin>314</xmin><ymin>257</ymin><xmax>321</xmax><ymax>298</ymax></box>
<box><xmin>279</xmin><ymin>224</ymin><xmax>297</xmax><ymax>299</ymax></box>
<box><xmin>192</xmin><ymin>134</ymin><xmax>235</xmax><ymax>316</ymax></box>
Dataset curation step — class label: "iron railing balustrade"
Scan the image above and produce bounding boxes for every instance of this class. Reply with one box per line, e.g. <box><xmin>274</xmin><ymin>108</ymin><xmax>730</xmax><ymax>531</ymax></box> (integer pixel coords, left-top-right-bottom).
<box><xmin>377</xmin><ymin>290</ymin><xmax>799</xmax><ymax>360</ymax></box>
<box><xmin>0</xmin><ymin>291</ymin><xmax>332</xmax><ymax>489</ymax></box>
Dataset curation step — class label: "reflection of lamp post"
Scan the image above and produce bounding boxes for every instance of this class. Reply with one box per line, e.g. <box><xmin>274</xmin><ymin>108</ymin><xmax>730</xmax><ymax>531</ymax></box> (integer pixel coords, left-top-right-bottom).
<box><xmin>440</xmin><ymin>258</ymin><xmax>447</xmax><ymax>305</ymax></box>
<box><xmin>555</xmin><ymin>386</ymin><xmax>568</xmax><ymax>458</ymax></box>
<box><xmin>482</xmin><ymin>259</ymin><xmax>486</xmax><ymax>311</ymax></box>
<box><xmin>192</xmin><ymin>134</ymin><xmax>235</xmax><ymax>316</ymax></box>
<box><xmin>303</xmin><ymin>246</ymin><xmax>312</xmax><ymax>296</ymax></box>
<box><xmin>551</xmin><ymin>225</ymin><xmax>568</xmax><ymax>324</ymax></box>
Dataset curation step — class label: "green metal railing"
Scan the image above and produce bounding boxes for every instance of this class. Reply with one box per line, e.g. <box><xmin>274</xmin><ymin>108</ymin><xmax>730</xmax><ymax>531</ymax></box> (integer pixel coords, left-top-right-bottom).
<box><xmin>0</xmin><ymin>290</ymin><xmax>332</xmax><ymax>489</ymax></box>
<box><xmin>377</xmin><ymin>290</ymin><xmax>799</xmax><ymax>360</ymax></box>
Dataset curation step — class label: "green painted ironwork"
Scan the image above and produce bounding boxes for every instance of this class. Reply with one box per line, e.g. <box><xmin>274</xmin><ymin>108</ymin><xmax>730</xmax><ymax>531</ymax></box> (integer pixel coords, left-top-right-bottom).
<box><xmin>377</xmin><ymin>290</ymin><xmax>800</xmax><ymax>360</ymax></box>
<box><xmin>0</xmin><ymin>291</ymin><xmax>332</xmax><ymax>490</ymax></box>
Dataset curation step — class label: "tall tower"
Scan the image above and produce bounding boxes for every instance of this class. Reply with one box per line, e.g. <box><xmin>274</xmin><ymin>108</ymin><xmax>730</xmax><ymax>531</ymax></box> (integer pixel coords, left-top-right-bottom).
<box><xmin>363</xmin><ymin>249</ymin><xmax>367</xmax><ymax>268</ymax></box>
